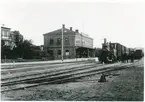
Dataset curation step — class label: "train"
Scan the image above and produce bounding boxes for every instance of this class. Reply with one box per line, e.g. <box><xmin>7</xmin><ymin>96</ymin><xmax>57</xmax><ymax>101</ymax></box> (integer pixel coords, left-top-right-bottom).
<box><xmin>98</xmin><ymin>39</ymin><xmax>144</xmax><ymax>64</ymax></box>
<box><xmin>134</xmin><ymin>49</ymin><xmax>144</xmax><ymax>59</ymax></box>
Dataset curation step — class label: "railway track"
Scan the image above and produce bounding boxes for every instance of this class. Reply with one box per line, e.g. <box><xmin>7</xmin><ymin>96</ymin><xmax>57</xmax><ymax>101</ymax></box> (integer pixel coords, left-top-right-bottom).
<box><xmin>1</xmin><ymin>63</ymin><xmax>95</xmax><ymax>80</ymax></box>
<box><xmin>1</xmin><ymin>62</ymin><xmax>136</xmax><ymax>93</ymax></box>
<box><xmin>1</xmin><ymin>63</ymin><xmax>98</xmax><ymax>84</ymax></box>
<box><xmin>1</xmin><ymin>61</ymin><xmax>95</xmax><ymax>75</ymax></box>
<box><xmin>1</xmin><ymin>60</ymin><xmax>95</xmax><ymax>69</ymax></box>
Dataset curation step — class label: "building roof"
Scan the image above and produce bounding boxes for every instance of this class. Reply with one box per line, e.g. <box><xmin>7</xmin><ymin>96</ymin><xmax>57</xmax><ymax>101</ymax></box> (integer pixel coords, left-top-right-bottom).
<box><xmin>80</xmin><ymin>33</ymin><xmax>93</xmax><ymax>40</ymax></box>
<box><xmin>43</xmin><ymin>27</ymin><xmax>93</xmax><ymax>40</ymax></box>
<box><xmin>43</xmin><ymin>28</ymin><xmax>75</xmax><ymax>35</ymax></box>
<box><xmin>1</xmin><ymin>26</ymin><xmax>11</xmax><ymax>30</ymax></box>
<box><xmin>111</xmin><ymin>42</ymin><xmax>126</xmax><ymax>46</ymax></box>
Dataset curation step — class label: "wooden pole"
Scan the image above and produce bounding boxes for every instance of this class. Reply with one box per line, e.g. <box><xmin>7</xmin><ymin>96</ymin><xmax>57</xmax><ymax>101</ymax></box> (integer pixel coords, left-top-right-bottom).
<box><xmin>61</xmin><ymin>24</ymin><xmax>64</xmax><ymax>61</ymax></box>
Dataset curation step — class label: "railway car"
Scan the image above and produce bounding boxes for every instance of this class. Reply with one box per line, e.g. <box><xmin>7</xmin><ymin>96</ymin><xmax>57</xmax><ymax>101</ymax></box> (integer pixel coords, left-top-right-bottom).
<box><xmin>134</xmin><ymin>49</ymin><xmax>144</xmax><ymax>59</ymax></box>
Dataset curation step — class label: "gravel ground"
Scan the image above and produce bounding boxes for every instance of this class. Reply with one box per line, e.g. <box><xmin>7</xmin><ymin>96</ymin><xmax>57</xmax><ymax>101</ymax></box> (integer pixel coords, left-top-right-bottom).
<box><xmin>1</xmin><ymin>58</ymin><xmax>144</xmax><ymax>101</ymax></box>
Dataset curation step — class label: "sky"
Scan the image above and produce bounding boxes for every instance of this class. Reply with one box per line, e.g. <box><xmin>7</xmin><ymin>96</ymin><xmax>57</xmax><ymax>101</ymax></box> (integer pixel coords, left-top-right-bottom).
<box><xmin>0</xmin><ymin>0</ymin><xmax>145</xmax><ymax>48</ymax></box>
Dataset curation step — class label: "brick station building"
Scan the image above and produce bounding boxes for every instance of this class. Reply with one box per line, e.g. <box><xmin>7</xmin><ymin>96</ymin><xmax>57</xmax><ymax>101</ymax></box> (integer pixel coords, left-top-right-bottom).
<box><xmin>43</xmin><ymin>24</ymin><xmax>94</xmax><ymax>60</ymax></box>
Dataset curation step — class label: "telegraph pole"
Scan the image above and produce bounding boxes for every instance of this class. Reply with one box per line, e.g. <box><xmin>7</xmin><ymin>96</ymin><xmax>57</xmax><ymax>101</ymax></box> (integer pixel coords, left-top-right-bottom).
<box><xmin>61</xmin><ymin>24</ymin><xmax>64</xmax><ymax>61</ymax></box>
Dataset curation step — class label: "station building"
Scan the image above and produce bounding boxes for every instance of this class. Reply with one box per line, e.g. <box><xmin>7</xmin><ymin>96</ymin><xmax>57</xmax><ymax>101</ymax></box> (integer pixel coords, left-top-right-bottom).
<box><xmin>43</xmin><ymin>24</ymin><xmax>94</xmax><ymax>60</ymax></box>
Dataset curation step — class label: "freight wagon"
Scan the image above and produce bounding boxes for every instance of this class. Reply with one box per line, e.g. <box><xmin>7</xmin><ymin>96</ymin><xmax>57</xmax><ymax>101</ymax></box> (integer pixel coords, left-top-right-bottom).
<box><xmin>134</xmin><ymin>49</ymin><xmax>144</xmax><ymax>59</ymax></box>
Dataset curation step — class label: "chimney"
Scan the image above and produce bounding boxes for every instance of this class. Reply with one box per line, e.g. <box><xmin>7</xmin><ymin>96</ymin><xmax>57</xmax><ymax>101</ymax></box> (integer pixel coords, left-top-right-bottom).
<box><xmin>70</xmin><ymin>27</ymin><xmax>72</xmax><ymax>31</ymax></box>
<box><xmin>104</xmin><ymin>38</ymin><xmax>107</xmax><ymax>44</ymax></box>
<box><xmin>75</xmin><ymin>29</ymin><xmax>79</xmax><ymax>33</ymax></box>
<box><xmin>62</xmin><ymin>24</ymin><xmax>65</xmax><ymax>28</ymax></box>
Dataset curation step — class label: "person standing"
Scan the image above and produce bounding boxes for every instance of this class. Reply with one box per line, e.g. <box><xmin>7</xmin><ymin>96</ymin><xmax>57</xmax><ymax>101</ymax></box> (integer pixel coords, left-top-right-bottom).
<box><xmin>131</xmin><ymin>51</ymin><xmax>134</xmax><ymax>63</ymax></box>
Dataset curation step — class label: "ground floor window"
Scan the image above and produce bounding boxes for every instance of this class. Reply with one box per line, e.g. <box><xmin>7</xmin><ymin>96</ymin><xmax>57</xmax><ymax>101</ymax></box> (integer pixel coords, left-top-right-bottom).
<box><xmin>57</xmin><ymin>50</ymin><xmax>61</xmax><ymax>55</ymax></box>
<box><xmin>48</xmin><ymin>50</ymin><xmax>53</xmax><ymax>55</ymax></box>
<box><xmin>65</xmin><ymin>50</ymin><xmax>69</xmax><ymax>56</ymax></box>
<box><xmin>5</xmin><ymin>41</ymin><xmax>9</xmax><ymax>46</ymax></box>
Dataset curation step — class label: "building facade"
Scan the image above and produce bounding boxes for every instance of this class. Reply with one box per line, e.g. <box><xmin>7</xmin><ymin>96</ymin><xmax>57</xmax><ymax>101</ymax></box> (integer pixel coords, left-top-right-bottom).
<box><xmin>1</xmin><ymin>27</ymin><xmax>12</xmax><ymax>46</ymax></box>
<box><xmin>1</xmin><ymin>26</ymin><xmax>23</xmax><ymax>50</ymax></box>
<box><xmin>43</xmin><ymin>24</ymin><xmax>94</xmax><ymax>60</ymax></box>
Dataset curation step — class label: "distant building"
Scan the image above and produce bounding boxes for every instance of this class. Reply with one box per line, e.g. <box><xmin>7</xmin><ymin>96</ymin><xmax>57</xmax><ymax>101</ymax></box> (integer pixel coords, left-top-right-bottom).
<box><xmin>1</xmin><ymin>27</ymin><xmax>12</xmax><ymax>46</ymax></box>
<box><xmin>1</xmin><ymin>26</ymin><xmax>23</xmax><ymax>50</ymax></box>
<box><xmin>43</xmin><ymin>24</ymin><xmax>94</xmax><ymax>60</ymax></box>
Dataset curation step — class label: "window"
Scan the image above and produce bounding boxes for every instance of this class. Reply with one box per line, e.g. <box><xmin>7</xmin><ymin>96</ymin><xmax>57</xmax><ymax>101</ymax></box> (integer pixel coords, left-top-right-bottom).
<box><xmin>7</xmin><ymin>32</ymin><xmax>9</xmax><ymax>37</ymax></box>
<box><xmin>2</xmin><ymin>31</ymin><xmax>4</xmax><ymax>36</ymax></box>
<box><xmin>2</xmin><ymin>31</ymin><xmax>9</xmax><ymax>39</ymax></box>
<box><xmin>57</xmin><ymin>38</ymin><xmax>61</xmax><ymax>45</ymax></box>
<box><xmin>65</xmin><ymin>50</ymin><xmax>69</xmax><ymax>56</ymax></box>
<box><xmin>3</xmin><ymin>31</ymin><xmax>9</xmax><ymax>38</ymax></box>
<box><xmin>5</xmin><ymin>41</ymin><xmax>9</xmax><ymax>45</ymax></box>
<box><xmin>57</xmin><ymin>50</ymin><xmax>61</xmax><ymax>55</ymax></box>
<box><xmin>5</xmin><ymin>31</ymin><xmax>8</xmax><ymax>37</ymax></box>
<box><xmin>48</xmin><ymin>50</ymin><xmax>53</xmax><ymax>55</ymax></box>
<box><xmin>65</xmin><ymin>38</ymin><xmax>69</xmax><ymax>45</ymax></box>
<box><xmin>50</xmin><ymin>39</ymin><xmax>54</xmax><ymax>45</ymax></box>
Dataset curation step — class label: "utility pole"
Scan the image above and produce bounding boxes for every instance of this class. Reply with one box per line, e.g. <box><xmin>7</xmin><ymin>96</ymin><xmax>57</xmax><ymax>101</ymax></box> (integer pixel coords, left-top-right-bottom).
<box><xmin>61</xmin><ymin>24</ymin><xmax>64</xmax><ymax>61</ymax></box>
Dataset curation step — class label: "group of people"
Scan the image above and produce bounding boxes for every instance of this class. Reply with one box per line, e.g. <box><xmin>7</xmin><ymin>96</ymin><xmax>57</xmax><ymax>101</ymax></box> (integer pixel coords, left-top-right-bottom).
<box><xmin>121</xmin><ymin>52</ymin><xmax>135</xmax><ymax>63</ymax></box>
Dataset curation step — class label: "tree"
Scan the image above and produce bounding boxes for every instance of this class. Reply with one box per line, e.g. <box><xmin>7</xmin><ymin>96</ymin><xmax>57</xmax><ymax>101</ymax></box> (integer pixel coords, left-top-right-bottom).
<box><xmin>12</xmin><ymin>38</ymin><xmax>33</xmax><ymax>59</ymax></box>
<box><xmin>10</xmin><ymin>31</ymin><xmax>24</xmax><ymax>58</ymax></box>
<box><xmin>2</xmin><ymin>30</ymin><xmax>45</xmax><ymax>60</ymax></box>
<box><xmin>12</xmin><ymin>31</ymin><xmax>23</xmax><ymax>46</ymax></box>
<box><xmin>21</xmin><ymin>39</ymin><xmax>33</xmax><ymax>59</ymax></box>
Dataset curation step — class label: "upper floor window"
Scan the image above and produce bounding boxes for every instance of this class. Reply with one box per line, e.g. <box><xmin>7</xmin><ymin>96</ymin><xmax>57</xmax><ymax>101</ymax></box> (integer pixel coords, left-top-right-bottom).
<box><xmin>65</xmin><ymin>38</ymin><xmax>69</xmax><ymax>45</ymax></box>
<box><xmin>7</xmin><ymin>32</ymin><xmax>10</xmax><ymax>37</ymax></box>
<box><xmin>2</xmin><ymin>31</ymin><xmax>9</xmax><ymax>39</ymax></box>
<box><xmin>4</xmin><ymin>31</ymin><xmax>9</xmax><ymax>37</ymax></box>
<box><xmin>57</xmin><ymin>38</ymin><xmax>61</xmax><ymax>45</ymax></box>
<box><xmin>1</xmin><ymin>31</ymin><xmax>5</xmax><ymax>36</ymax></box>
<box><xmin>50</xmin><ymin>39</ymin><xmax>54</xmax><ymax>45</ymax></box>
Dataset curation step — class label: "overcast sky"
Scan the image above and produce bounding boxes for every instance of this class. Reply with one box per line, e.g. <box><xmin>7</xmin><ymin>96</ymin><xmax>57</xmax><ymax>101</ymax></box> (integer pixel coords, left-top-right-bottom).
<box><xmin>0</xmin><ymin>0</ymin><xmax>145</xmax><ymax>48</ymax></box>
